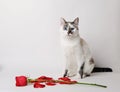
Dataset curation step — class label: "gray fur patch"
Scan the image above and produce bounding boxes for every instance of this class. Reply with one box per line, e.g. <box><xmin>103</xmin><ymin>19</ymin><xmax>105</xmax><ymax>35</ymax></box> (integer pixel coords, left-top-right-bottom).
<box><xmin>89</xmin><ymin>58</ymin><xmax>94</xmax><ymax>65</ymax></box>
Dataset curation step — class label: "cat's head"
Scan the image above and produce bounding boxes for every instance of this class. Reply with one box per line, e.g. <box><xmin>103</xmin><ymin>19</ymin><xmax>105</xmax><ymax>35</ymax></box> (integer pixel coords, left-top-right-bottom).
<box><xmin>60</xmin><ymin>17</ymin><xmax>79</xmax><ymax>38</ymax></box>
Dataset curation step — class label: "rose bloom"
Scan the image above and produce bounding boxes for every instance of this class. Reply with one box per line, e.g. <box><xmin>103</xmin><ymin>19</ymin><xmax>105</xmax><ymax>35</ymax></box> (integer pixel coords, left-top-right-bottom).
<box><xmin>15</xmin><ymin>76</ymin><xmax>27</xmax><ymax>86</ymax></box>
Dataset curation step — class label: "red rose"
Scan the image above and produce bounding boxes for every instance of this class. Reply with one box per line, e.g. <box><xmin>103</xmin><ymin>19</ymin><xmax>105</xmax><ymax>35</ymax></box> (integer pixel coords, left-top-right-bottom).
<box><xmin>15</xmin><ymin>76</ymin><xmax>27</xmax><ymax>86</ymax></box>
<box><xmin>34</xmin><ymin>82</ymin><xmax>45</xmax><ymax>88</ymax></box>
<box><xmin>15</xmin><ymin>75</ymin><xmax>107</xmax><ymax>88</ymax></box>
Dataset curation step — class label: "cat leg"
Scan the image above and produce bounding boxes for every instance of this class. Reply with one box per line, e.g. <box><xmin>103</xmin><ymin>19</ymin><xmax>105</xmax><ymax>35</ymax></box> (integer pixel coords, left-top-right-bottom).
<box><xmin>65</xmin><ymin>60</ymin><xmax>78</xmax><ymax>77</ymax></box>
<box><xmin>79</xmin><ymin>62</ymin><xmax>85</xmax><ymax>79</ymax></box>
<box><xmin>66</xmin><ymin>66</ymin><xmax>78</xmax><ymax>77</ymax></box>
<box><xmin>83</xmin><ymin>58</ymin><xmax>95</xmax><ymax>78</ymax></box>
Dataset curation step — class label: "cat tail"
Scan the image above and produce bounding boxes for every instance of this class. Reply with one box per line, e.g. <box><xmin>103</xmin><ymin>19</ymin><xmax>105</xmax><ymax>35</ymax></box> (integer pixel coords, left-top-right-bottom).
<box><xmin>92</xmin><ymin>67</ymin><xmax>113</xmax><ymax>73</ymax></box>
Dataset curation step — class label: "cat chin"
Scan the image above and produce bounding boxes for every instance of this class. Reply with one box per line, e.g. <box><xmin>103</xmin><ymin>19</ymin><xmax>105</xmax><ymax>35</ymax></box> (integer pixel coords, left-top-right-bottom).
<box><xmin>66</xmin><ymin>33</ymin><xmax>79</xmax><ymax>38</ymax></box>
<box><xmin>67</xmin><ymin>33</ymin><xmax>73</xmax><ymax>36</ymax></box>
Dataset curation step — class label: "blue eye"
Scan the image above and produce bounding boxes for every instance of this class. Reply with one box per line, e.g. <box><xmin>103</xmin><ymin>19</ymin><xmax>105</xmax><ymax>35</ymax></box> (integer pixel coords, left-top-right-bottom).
<box><xmin>63</xmin><ymin>26</ymin><xmax>67</xmax><ymax>30</ymax></box>
<box><xmin>70</xmin><ymin>28</ymin><xmax>74</xmax><ymax>30</ymax></box>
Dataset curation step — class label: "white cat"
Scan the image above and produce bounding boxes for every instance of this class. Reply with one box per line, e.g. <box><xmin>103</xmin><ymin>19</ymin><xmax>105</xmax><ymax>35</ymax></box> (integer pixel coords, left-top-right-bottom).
<box><xmin>60</xmin><ymin>17</ymin><xmax>112</xmax><ymax>78</ymax></box>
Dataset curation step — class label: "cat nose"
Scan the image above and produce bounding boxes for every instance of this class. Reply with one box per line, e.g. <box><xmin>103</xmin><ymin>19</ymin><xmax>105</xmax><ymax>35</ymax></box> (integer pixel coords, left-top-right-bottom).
<box><xmin>68</xmin><ymin>30</ymin><xmax>73</xmax><ymax>35</ymax></box>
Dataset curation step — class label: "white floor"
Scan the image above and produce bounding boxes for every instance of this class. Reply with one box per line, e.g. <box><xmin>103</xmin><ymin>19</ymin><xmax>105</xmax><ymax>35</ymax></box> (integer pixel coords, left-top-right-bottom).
<box><xmin>0</xmin><ymin>71</ymin><xmax>120</xmax><ymax>92</ymax></box>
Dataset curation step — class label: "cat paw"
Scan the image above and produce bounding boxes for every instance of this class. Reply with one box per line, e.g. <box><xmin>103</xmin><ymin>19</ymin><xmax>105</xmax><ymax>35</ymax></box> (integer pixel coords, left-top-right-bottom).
<box><xmin>82</xmin><ymin>74</ymin><xmax>90</xmax><ymax>78</ymax></box>
<box><xmin>67</xmin><ymin>73</ymin><xmax>77</xmax><ymax>77</ymax></box>
<box><xmin>70</xmin><ymin>73</ymin><xmax>81</xmax><ymax>79</ymax></box>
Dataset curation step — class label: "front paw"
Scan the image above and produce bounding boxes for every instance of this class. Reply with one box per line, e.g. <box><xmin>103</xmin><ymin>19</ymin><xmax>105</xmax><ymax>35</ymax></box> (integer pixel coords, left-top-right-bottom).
<box><xmin>63</xmin><ymin>70</ymin><xmax>77</xmax><ymax>77</ymax></box>
<box><xmin>67</xmin><ymin>72</ymin><xmax>77</xmax><ymax>77</ymax></box>
<box><xmin>68</xmin><ymin>73</ymin><xmax>76</xmax><ymax>77</ymax></box>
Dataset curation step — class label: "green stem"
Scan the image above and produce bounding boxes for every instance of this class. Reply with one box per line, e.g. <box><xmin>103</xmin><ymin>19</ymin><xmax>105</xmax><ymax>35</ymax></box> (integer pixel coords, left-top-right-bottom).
<box><xmin>27</xmin><ymin>78</ymin><xmax>36</xmax><ymax>83</ymax></box>
<box><xmin>27</xmin><ymin>78</ymin><xmax>107</xmax><ymax>88</ymax></box>
<box><xmin>77</xmin><ymin>82</ymin><xmax>107</xmax><ymax>88</ymax></box>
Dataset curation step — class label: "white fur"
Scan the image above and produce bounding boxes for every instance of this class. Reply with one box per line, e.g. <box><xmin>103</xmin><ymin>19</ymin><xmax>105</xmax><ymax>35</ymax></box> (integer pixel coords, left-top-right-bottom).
<box><xmin>60</xmin><ymin>18</ymin><xmax>95</xmax><ymax>78</ymax></box>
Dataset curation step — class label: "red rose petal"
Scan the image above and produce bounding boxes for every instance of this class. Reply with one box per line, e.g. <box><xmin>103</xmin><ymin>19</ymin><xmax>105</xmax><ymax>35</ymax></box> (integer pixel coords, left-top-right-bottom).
<box><xmin>58</xmin><ymin>81</ymin><xmax>66</xmax><ymax>84</ymax></box>
<box><xmin>58</xmin><ymin>77</ymin><xmax>71</xmax><ymax>81</ymax></box>
<box><xmin>34</xmin><ymin>82</ymin><xmax>45</xmax><ymax>88</ymax></box>
<box><xmin>46</xmin><ymin>82</ymin><xmax>56</xmax><ymax>86</ymax></box>
<box><xmin>59</xmin><ymin>81</ymin><xmax>77</xmax><ymax>84</ymax></box>
<box><xmin>15</xmin><ymin>76</ymin><xmax>27</xmax><ymax>86</ymax></box>
<box><xmin>37</xmin><ymin>76</ymin><xmax>53</xmax><ymax>80</ymax></box>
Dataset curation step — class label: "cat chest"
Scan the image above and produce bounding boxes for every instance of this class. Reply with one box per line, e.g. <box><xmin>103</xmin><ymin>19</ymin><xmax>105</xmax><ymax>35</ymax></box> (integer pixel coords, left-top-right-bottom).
<box><xmin>63</xmin><ymin>44</ymin><xmax>83</xmax><ymax>57</ymax></box>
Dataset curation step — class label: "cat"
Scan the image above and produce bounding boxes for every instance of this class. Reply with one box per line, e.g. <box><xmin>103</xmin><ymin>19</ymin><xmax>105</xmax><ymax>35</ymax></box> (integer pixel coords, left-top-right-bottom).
<box><xmin>60</xmin><ymin>17</ymin><xmax>112</xmax><ymax>78</ymax></box>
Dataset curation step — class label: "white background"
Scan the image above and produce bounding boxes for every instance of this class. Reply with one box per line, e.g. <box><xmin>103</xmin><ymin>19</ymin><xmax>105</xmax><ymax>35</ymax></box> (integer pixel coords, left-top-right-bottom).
<box><xmin>0</xmin><ymin>0</ymin><xmax>120</xmax><ymax>78</ymax></box>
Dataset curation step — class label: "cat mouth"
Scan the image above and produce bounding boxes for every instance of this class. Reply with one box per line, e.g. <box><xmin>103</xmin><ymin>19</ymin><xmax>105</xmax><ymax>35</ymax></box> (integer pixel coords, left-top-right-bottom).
<box><xmin>68</xmin><ymin>33</ymin><xmax>72</xmax><ymax>36</ymax></box>
<box><xmin>67</xmin><ymin>31</ymin><xmax>73</xmax><ymax>36</ymax></box>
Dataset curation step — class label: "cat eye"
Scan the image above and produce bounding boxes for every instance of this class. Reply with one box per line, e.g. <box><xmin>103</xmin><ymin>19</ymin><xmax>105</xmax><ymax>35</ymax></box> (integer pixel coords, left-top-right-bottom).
<box><xmin>63</xmin><ymin>25</ymin><xmax>67</xmax><ymax>30</ymax></box>
<box><xmin>70</xmin><ymin>28</ymin><xmax>74</xmax><ymax>31</ymax></box>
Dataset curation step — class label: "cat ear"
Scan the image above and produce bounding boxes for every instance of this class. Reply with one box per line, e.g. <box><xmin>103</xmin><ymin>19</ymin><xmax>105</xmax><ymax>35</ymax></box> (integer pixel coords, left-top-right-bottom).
<box><xmin>60</xmin><ymin>17</ymin><xmax>66</xmax><ymax>25</ymax></box>
<box><xmin>73</xmin><ymin>17</ymin><xmax>79</xmax><ymax>25</ymax></box>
